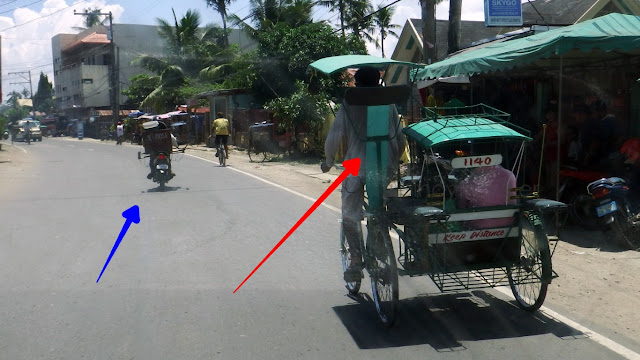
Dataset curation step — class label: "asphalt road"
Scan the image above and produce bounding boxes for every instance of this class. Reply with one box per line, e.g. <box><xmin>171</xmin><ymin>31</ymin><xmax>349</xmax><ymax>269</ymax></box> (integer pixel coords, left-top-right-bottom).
<box><xmin>0</xmin><ymin>138</ymin><xmax>637</xmax><ymax>359</ymax></box>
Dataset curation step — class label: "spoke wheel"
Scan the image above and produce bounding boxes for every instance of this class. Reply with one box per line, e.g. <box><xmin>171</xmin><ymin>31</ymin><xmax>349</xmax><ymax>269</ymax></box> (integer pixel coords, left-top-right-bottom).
<box><xmin>367</xmin><ymin>219</ymin><xmax>398</xmax><ymax>326</ymax></box>
<box><xmin>508</xmin><ymin>211</ymin><xmax>551</xmax><ymax>311</ymax></box>
<box><xmin>611</xmin><ymin>210</ymin><xmax>640</xmax><ymax>250</ymax></box>
<box><xmin>218</xmin><ymin>146</ymin><xmax>226</xmax><ymax>166</ymax></box>
<box><xmin>340</xmin><ymin>221</ymin><xmax>362</xmax><ymax>295</ymax></box>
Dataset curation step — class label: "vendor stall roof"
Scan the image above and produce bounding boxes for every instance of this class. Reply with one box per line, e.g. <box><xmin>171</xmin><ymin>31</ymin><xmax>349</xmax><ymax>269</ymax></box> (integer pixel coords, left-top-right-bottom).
<box><xmin>416</xmin><ymin>13</ymin><xmax>640</xmax><ymax>79</ymax></box>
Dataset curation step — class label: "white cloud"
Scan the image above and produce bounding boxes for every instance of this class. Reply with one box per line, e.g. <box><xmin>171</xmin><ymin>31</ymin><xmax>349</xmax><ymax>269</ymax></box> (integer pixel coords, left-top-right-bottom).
<box><xmin>1</xmin><ymin>0</ymin><xmax>123</xmax><ymax>102</ymax></box>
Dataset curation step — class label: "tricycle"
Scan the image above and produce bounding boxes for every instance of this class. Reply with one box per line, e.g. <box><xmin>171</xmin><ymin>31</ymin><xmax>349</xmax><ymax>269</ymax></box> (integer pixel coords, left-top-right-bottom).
<box><xmin>310</xmin><ymin>55</ymin><xmax>567</xmax><ymax>326</ymax></box>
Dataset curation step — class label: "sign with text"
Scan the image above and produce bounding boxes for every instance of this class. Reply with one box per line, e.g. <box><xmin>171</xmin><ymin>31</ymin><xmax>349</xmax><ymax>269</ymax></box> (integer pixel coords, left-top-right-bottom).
<box><xmin>451</xmin><ymin>154</ymin><xmax>502</xmax><ymax>169</ymax></box>
<box><xmin>484</xmin><ymin>0</ymin><xmax>523</xmax><ymax>27</ymax></box>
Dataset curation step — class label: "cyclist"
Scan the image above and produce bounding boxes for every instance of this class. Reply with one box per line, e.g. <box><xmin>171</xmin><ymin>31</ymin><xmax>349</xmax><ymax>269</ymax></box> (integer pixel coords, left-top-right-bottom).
<box><xmin>212</xmin><ymin>112</ymin><xmax>230</xmax><ymax>159</ymax></box>
<box><xmin>321</xmin><ymin>66</ymin><xmax>406</xmax><ymax>281</ymax></box>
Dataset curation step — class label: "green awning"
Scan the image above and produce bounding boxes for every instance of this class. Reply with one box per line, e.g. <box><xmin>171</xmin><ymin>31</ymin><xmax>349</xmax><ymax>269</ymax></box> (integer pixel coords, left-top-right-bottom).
<box><xmin>403</xmin><ymin>117</ymin><xmax>531</xmax><ymax>148</ymax></box>
<box><xmin>309</xmin><ymin>55</ymin><xmax>419</xmax><ymax>75</ymax></box>
<box><xmin>416</xmin><ymin>13</ymin><xmax>640</xmax><ymax>79</ymax></box>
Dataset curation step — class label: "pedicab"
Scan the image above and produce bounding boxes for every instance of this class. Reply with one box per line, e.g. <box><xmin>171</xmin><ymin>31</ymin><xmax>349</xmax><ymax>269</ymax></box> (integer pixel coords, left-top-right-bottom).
<box><xmin>309</xmin><ymin>55</ymin><xmax>567</xmax><ymax>326</ymax></box>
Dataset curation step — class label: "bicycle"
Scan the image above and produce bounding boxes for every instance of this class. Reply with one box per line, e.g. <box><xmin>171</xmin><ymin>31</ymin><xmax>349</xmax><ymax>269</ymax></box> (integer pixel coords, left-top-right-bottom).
<box><xmin>217</xmin><ymin>141</ymin><xmax>226</xmax><ymax>167</ymax></box>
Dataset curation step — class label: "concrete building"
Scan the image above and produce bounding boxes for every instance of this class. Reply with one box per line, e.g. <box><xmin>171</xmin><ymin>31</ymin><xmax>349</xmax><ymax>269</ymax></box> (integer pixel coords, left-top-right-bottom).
<box><xmin>51</xmin><ymin>24</ymin><xmax>256</xmax><ymax>120</ymax></box>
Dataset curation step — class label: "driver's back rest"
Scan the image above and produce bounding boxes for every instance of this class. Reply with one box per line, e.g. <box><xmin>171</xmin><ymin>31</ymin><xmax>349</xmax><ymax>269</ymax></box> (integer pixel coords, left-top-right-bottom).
<box><xmin>343</xmin><ymin>85</ymin><xmax>411</xmax><ymax>212</ymax></box>
<box><xmin>344</xmin><ymin>85</ymin><xmax>411</xmax><ymax>106</ymax></box>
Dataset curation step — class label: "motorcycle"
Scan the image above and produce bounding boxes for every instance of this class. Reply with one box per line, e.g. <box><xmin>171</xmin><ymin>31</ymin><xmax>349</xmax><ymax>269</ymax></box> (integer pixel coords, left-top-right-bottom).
<box><xmin>3</xmin><ymin>131</ymin><xmax>8</xmax><ymax>140</ymax></box>
<box><xmin>588</xmin><ymin>177</ymin><xmax>640</xmax><ymax>250</ymax></box>
<box><xmin>139</xmin><ymin>151</ymin><xmax>174</xmax><ymax>190</ymax></box>
<box><xmin>558</xmin><ymin>166</ymin><xmax>609</xmax><ymax>230</ymax></box>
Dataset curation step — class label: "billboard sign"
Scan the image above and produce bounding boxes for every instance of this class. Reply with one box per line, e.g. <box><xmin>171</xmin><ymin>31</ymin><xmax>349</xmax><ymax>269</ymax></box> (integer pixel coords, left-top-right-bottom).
<box><xmin>484</xmin><ymin>0</ymin><xmax>523</xmax><ymax>27</ymax></box>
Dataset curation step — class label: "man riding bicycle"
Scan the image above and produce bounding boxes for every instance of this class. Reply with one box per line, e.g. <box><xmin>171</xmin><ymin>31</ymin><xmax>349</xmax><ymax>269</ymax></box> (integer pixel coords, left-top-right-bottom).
<box><xmin>212</xmin><ymin>112</ymin><xmax>230</xmax><ymax>159</ymax></box>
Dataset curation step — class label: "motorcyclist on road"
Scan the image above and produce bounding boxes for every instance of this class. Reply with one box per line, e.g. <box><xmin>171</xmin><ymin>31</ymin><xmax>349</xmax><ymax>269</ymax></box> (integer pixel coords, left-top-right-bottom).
<box><xmin>142</xmin><ymin>118</ymin><xmax>177</xmax><ymax>179</ymax></box>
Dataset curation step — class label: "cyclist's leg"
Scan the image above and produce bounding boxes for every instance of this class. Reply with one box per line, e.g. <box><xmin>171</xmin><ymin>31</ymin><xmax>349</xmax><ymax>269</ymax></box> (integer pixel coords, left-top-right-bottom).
<box><xmin>214</xmin><ymin>135</ymin><xmax>221</xmax><ymax>157</ymax></box>
<box><xmin>223</xmin><ymin>135</ymin><xmax>229</xmax><ymax>158</ymax></box>
<box><xmin>341</xmin><ymin>176</ymin><xmax>366</xmax><ymax>269</ymax></box>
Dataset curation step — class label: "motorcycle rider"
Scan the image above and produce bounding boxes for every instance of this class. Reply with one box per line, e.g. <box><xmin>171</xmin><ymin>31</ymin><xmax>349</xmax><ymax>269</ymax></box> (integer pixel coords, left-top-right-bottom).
<box><xmin>142</xmin><ymin>118</ymin><xmax>176</xmax><ymax>179</ymax></box>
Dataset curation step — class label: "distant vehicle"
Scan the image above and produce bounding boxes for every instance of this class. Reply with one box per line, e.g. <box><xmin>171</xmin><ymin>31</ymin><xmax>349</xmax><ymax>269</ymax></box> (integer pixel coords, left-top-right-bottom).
<box><xmin>13</xmin><ymin>119</ymin><xmax>42</xmax><ymax>142</ymax></box>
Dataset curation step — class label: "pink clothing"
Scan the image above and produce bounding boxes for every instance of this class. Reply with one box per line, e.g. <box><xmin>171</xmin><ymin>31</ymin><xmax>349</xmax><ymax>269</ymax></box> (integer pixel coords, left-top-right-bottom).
<box><xmin>455</xmin><ymin>165</ymin><xmax>517</xmax><ymax>229</ymax></box>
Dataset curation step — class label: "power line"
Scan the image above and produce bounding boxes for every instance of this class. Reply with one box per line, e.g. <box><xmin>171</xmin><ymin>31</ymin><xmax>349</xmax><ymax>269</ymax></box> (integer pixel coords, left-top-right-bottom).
<box><xmin>0</xmin><ymin>0</ymin><xmax>87</xmax><ymax>32</ymax></box>
<box><xmin>0</xmin><ymin>0</ymin><xmax>45</xmax><ymax>16</ymax></box>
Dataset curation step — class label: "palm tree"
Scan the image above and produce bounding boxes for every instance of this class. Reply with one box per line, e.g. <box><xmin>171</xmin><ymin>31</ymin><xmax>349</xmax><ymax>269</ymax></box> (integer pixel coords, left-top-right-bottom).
<box><xmin>229</xmin><ymin>0</ymin><xmax>313</xmax><ymax>36</ymax></box>
<box><xmin>131</xmin><ymin>9</ymin><xmax>236</xmax><ymax>111</ymax></box>
<box><xmin>345</xmin><ymin>0</ymin><xmax>376</xmax><ymax>44</ymax></box>
<box><xmin>373</xmin><ymin>3</ymin><xmax>400</xmax><ymax>58</ymax></box>
<box><xmin>448</xmin><ymin>0</ymin><xmax>462</xmax><ymax>54</ymax></box>
<box><xmin>317</xmin><ymin>0</ymin><xmax>348</xmax><ymax>37</ymax></box>
<box><xmin>73</xmin><ymin>8</ymin><xmax>105</xmax><ymax>32</ymax></box>
<box><xmin>205</xmin><ymin>0</ymin><xmax>233</xmax><ymax>47</ymax></box>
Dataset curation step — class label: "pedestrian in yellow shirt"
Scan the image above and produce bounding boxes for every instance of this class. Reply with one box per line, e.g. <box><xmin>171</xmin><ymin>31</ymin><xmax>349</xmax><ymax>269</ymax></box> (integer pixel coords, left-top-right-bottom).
<box><xmin>212</xmin><ymin>112</ymin><xmax>230</xmax><ymax>159</ymax></box>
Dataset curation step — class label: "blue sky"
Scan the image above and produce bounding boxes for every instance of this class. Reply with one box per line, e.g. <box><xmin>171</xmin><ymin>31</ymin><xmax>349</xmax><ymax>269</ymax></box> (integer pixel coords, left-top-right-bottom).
<box><xmin>0</xmin><ymin>0</ymin><xmax>493</xmax><ymax>101</ymax></box>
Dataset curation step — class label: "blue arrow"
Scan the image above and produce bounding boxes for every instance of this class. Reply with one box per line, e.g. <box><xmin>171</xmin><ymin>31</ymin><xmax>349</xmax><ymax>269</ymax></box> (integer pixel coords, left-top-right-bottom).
<box><xmin>97</xmin><ymin>205</ymin><xmax>141</xmax><ymax>283</ymax></box>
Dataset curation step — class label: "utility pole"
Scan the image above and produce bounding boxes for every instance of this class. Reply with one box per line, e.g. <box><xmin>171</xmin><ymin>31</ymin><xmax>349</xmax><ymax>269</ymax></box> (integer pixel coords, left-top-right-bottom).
<box><xmin>74</xmin><ymin>10</ymin><xmax>118</xmax><ymax>125</ymax></box>
<box><xmin>9</xmin><ymin>70</ymin><xmax>34</xmax><ymax>117</ymax></box>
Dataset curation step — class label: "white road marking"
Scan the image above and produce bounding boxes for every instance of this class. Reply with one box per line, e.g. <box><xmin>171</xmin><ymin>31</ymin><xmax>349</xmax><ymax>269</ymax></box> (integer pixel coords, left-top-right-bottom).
<box><xmin>494</xmin><ymin>286</ymin><xmax>640</xmax><ymax>360</ymax></box>
<box><xmin>187</xmin><ymin>152</ymin><xmax>640</xmax><ymax>359</ymax></box>
<box><xmin>185</xmin><ymin>154</ymin><xmax>341</xmax><ymax>213</ymax></box>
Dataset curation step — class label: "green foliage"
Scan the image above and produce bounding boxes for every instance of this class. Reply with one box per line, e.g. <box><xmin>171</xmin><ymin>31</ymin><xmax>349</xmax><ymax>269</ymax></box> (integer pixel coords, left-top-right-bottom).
<box><xmin>33</xmin><ymin>72</ymin><xmax>54</xmax><ymax>114</ymax></box>
<box><xmin>122</xmin><ymin>74</ymin><xmax>160</xmax><ymax>107</ymax></box>
<box><xmin>264</xmin><ymin>80</ymin><xmax>332</xmax><ymax>138</ymax></box>
<box><xmin>252</xmin><ymin>22</ymin><xmax>366</xmax><ymax>102</ymax></box>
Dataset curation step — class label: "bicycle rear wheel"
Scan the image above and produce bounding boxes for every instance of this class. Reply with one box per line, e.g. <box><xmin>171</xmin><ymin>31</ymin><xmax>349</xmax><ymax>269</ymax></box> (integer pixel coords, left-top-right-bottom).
<box><xmin>367</xmin><ymin>218</ymin><xmax>398</xmax><ymax>326</ymax></box>
<box><xmin>508</xmin><ymin>210</ymin><xmax>551</xmax><ymax>311</ymax></box>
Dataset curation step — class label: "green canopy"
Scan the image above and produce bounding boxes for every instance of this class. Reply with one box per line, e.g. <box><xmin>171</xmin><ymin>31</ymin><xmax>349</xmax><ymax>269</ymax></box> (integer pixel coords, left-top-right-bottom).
<box><xmin>309</xmin><ymin>55</ymin><xmax>419</xmax><ymax>75</ymax></box>
<box><xmin>403</xmin><ymin>117</ymin><xmax>531</xmax><ymax>148</ymax></box>
<box><xmin>416</xmin><ymin>13</ymin><xmax>640</xmax><ymax>79</ymax></box>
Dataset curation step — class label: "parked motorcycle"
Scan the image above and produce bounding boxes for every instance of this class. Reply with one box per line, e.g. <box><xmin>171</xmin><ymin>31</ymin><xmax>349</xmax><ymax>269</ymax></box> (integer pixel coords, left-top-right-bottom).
<box><xmin>558</xmin><ymin>167</ymin><xmax>609</xmax><ymax>230</ymax></box>
<box><xmin>588</xmin><ymin>176</ymin><xmax>640</xmax><ymax>250</ymax></box>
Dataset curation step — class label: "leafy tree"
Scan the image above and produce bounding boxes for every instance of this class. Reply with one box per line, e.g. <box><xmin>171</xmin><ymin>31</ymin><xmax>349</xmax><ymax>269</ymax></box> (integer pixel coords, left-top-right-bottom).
<box><xmin>33</xmin><ymin>72</ymin><xmax>54</xmax><ymax>114</ymax></box>
<box><xmin>373</xmin><ymin>3</ymin><xmax>400</xmax><ymax>58</ymax></box>
<box><xmin>6</xmin><ymin>90</ymin><xmax>22</xmax><ymax>108</ymax></box>
<box><xmin>121</xmin><ymin>74</ymin><xmax>160</xmax><ymax>107</ymax></box>
<box><xmin>205</xmin><ymin>0</ymin><xmax>233</xmax><ymax>47</ymax></box>
<box><xmin>252</xmin><ymin>21</ymin><xmax>365</xmax><ymax>103</ymax></box>
<box><xmin>264</xmin><ymin>81</ymin><xmax>332</xmax><ymax>146</ymax></box>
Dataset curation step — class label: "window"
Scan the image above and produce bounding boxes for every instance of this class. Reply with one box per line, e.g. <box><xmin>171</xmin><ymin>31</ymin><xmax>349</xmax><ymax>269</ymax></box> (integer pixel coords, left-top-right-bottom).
<box><xmin>103</xmin><ymin>54</ymin><xmax>111</xmax><ymax>66</ymax></box>
<box><xmin>406</xmin><ymin>36</ymin><xmax>415</xmax><ymax>50</ymax></box>
<box><xmin>82</xmin><ymin>79</ymin><xmax>93</xmax><ymax>84</ymax></box>
<box><xmin>62</xmin><ymin>87</ymin><xmax>67</xmax><ymax>92</ymax></box>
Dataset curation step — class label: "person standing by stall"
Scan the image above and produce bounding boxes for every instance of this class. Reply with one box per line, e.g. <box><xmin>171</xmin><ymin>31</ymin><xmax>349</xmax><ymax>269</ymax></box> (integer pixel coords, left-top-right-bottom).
<box><xmin>116</xmin><ymin>121</ymin><xmax>124</xmax><ymax>145</ymax></box>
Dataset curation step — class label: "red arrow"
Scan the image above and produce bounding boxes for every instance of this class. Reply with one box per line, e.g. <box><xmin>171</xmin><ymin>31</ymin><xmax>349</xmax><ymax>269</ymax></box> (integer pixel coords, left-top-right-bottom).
<box><xmin>234</xmin><ymin>158</ymin><xmax>361</xmax><ymax>293</ymax></box>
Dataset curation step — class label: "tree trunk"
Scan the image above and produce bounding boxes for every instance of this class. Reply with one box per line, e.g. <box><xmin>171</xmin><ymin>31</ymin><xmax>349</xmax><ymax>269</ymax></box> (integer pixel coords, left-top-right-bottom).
<box><xmin>222</xmin><ymin>15</ymin><xmax>229</xmax><ymax>47</ymax></box>
<box><xmin>448</xmin><ymin>0</ymin><xmax>462</xmax><ymax>54</ymax></box>
<box><xmin>339</xmin><ymin>0</ymin><xmax>346</xmax><ymax>38</ymax></box>
<box><xmin>381</xmin><ymin>34</ymin><xmax>385</xmax><ymax>58</ymax></box>
<box><xmin>421</xmin><ymin>0</ymin><xmax>437</xmax><ymax>64</ymax></box>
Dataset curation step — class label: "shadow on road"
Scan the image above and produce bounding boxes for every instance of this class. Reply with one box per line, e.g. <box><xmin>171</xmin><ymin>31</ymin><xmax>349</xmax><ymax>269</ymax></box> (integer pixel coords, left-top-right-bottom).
<box><xmin>333</xmin><ymin>290</ymin><xmax>583</xmax><ymax>351</ymax></box>
<box><xmin>144</xmin><ymin>186</ymin><xmax>185</xmax><ymax>193</ymax></box>
<box><xmin>559</xmin><ymin>225</ymin><xmax>626</xmax><ymax>252</ymax></box>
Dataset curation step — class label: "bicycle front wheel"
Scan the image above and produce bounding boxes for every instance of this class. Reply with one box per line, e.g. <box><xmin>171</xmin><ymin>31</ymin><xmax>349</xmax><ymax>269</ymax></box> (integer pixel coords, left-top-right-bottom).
<box><xmin>367</xmin><ymin>218</ymin><xmax>398</xmax><ymax>326</ymax></box>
